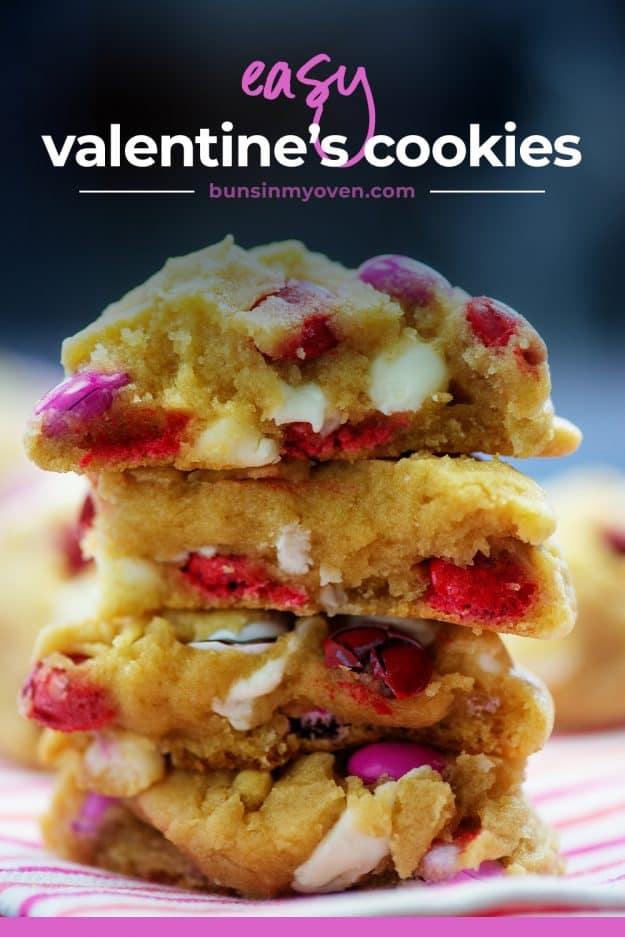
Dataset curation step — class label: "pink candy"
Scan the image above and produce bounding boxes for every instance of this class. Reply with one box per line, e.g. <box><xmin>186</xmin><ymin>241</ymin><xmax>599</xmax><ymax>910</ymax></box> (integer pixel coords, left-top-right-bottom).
<box><xmin>439</xmin><ymin>861</ymin><xmax>503</xmax><ymax>885</ymax></box>
<box><xmin>420</xmin><ymin>842</ymin><xmax>503</xmax><ymax>884</ymax></box>
<box><xmin>347</xmin><ymin>741</ymin><xmax>446</xmax><ymax>784</ymax></box>
<box><xmin>71</xmin><ymin>793</ymin><xmax>115</xmax><ymax>836</ymax></box>
<box><xmin>358</xmin><ymin>255</ymin><xmax>450</xmax><ymax>307</ymax></box>
<box><xmin>35</xmin><ymin>371</ymin><xmax>130</xmax><ymax>437</ymax></box>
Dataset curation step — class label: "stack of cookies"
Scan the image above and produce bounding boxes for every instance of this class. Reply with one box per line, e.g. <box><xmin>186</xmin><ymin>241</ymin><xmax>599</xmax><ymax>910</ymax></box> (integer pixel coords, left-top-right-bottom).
<box><xmin>22</xmin><ymin>239</ymin><xmax>579</xmax><ymax>897</ymax></box>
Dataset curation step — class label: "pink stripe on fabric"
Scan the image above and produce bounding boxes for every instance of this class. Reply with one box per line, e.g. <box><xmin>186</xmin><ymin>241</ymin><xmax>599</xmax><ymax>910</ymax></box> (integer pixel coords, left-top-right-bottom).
<box><xmin>0</xmin><ymin>833</ymin><xmax>42</xmax><ymax>848</ymax></box>
<box><xmin>531</xmin><ymin>774</ymin><xmax>625</xmax><ymax>804</ymax></box>
<box><xmin>552</xmin><ymin>800</ymin><xmax>625</xmax><ymax>829</ymax></box>
<box><xmin>19</xmin><ymin>888</ymin><xmax>249</xmax><ymax>916</ymax></box>
<box><xmin>8</xmin><ymin>865</ymin><xmax>132</xmax><ymax>881</ymax></box>
<box><xmin>58</xmin><ymin>902</ymin><xmax>248</xmax><ymax>916</ymax></box>
<box><xmin>568</xmin><ymin>857</ymin><xmax>625</xmax><ymax>878</ymax></box>
<box><xmin>0</xmin><ymin>810</ymin><xmax>50</xmax><ymax>823</ymax></box>
<box><xmin>563</xmin><ymin>834</ymin><xmax>625</xmax><ymax>858</ymax></box>
<box><xmin>0</xmin><ymin>780</ymin><xmax>51</xmax><ymax>792</ymax></box>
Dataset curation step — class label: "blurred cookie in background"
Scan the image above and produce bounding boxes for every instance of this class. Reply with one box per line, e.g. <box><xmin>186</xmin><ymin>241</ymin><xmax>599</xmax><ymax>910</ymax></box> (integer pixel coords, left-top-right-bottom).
<box><xmin>0</xmin><ymin>354</ymin><xmax>95</xmax><ymax>765</ymax></box>
<box><xmin>507</xmin><ymin>469</ymin><xmax>625</xmax><ymax>731</ymax></box>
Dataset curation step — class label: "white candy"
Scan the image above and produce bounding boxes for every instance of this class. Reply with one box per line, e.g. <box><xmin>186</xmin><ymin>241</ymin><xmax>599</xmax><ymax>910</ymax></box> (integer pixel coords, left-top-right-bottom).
<box><xmin>269</xmin><ymin>381</ymin><xmax>331</xmax><ymax>433</ymax></box>
<box><xmin>369</xmin><ymin>333</ymin><xmax>447</xmax><ymax>415</ymax></box>
<box><xmin>276</xmin><ymin>522</ymin><xmax>312</xmax><ymax>575</ymax></box>
<box><xmin>292</xmin><ymin>805</ymin><xmax>390</xmax><ymax>893</ymax></box>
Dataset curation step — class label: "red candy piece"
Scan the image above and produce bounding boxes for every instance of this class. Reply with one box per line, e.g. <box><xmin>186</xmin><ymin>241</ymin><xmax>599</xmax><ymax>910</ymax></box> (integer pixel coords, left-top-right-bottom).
<box><xmin>603</xmin><ymin>527</ymin><xmax>625</xmax><ymax>554</ymax></box>
<box><xmin>282</xmin><ymin>415</ymin><xmax>407</xmax><ymax>460</ymax></box>
<box><xmin>78</xmin><ymin>492</ymin><xmax>96</xmax><ymax>532</ymax></box>
<box><xmin>252</xmin><ymin>280</ymin><xmax>339</xmax><ymax>362</ymax></box>
<box><xmin>427</xmin><ymin>553</ymin><xmax>537</xmax><ymax>625</ymax></box>
<box><xmin>466</xmin><ymin>297</ymin><xmax>518</xmax><ymax>348</ymax></box>
<box><xmin>182</xmin><ymin>553</ymin><xmax>308</xmax><ymax>610</ymax></box>
<box><xmin>80</xmin><ymin>411</ymin><xmax>189</xmax><ymax>469</ymax></box>
<box><xmin>56</xmin><ymin>493</ymin><xmax>96</xmax><ymax>576</ymax></box>
<box><xmin>373</xmin><ymin>642</ymin><xmax>433</xmax><ymax>699</ymax></box>
<box><xmin>21</xmin><ymin>661</ymin><xmax>114</xmax><ymax>732</ymax></box>
<box><xmin>324</xmin><ymin>627</ymin><xmax>387</xmax><ymax>670</ymax></box>
<box><xmin>323</xmin><ymin>623</ymin><xmax>432</xmax><ymax>699</ymax></box>
<box><xmin>515</xmin><ymin>344</ymin><xmax>546</xmax><ymax>369</ymax></box>
<box><xmin>277</xmin><ymin>313</ymin><xmax>338</xmax><ymax>362</ymax></box>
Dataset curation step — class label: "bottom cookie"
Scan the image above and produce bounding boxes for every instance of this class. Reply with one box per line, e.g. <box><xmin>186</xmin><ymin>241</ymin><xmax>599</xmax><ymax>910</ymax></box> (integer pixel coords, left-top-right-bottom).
<box><xmin>44</xmin><ymin>746</ymin><xmax>561</xmax><ymax>899</ymax></box>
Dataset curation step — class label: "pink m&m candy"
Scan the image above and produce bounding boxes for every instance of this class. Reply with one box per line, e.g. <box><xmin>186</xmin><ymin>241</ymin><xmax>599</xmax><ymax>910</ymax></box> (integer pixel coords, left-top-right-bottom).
<box><xmin>71</xmin><ymin>793</ymin><xmax>116</xmax><ymax>837</ymax></box>
<box><xmin>347</xmin><ymin>741</ymin><xmax>446</xmax><ymax>784</ymax></box>
<box><xmin>35</xmin><ymin>371</ymin><xmax>130</xmax><ymax>437</ymax></box>
<box><xmin>358</xmin><ymin>255</ymin><xmax>450</xmax><ymax>307</ymax></box>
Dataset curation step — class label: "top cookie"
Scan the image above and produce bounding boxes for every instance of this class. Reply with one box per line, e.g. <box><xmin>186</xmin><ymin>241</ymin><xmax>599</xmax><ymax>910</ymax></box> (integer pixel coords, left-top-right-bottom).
<box><xmin>25</xmin><ymin>238</ymin><xmax>580</xmax><ymax>474</ymax></box>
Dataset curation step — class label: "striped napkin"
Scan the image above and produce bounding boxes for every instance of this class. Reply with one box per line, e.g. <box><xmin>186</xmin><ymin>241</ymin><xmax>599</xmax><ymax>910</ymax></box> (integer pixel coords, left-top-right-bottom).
<box><xmin>1</xmin><ymin>731</ymin><xmax>625</xmax><ymax>917</ymax></box>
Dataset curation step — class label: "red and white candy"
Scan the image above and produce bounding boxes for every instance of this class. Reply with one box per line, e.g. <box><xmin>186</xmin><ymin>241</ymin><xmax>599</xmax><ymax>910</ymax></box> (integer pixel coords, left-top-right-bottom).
<box><xmin>323</xmin><ymin>622</ymin><xmax>433</xmax><ymax>699</ymax></box>
<box><xmin>251</xmin><ymin>280</ymin><xmax>339</xmax><ymax>362</ymax></box>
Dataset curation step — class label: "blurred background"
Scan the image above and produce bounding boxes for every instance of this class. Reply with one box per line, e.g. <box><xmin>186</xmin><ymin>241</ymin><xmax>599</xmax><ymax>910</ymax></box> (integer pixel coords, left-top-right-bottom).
<box><xmin>3</xmin><ymin>0</ymin><xmax>625</xmax><ymax>478</ymax></box>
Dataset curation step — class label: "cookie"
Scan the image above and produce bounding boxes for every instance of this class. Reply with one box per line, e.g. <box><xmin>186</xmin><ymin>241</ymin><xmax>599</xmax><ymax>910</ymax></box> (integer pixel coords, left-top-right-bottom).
<box><xmin>507</xmin><ymin>469</ymin><xmax>625</xmax><ymax>730</ymax></box>
<box><xmin>87</xmin><ymin>455</ymin><xmax>575</xmax><ymax>638</ymax></box>
<box><xmin>25</xmin><ymin>238</ymin><xmax>580</xmax><ymax>475</ymax></box>
<box><xmin>24</xmin><ymin>611</ymin><xmax>554</xmax><ymax>775</ymax></box>
<box><xmin>43</xmin><ymin>748</ymin><xmax>560</xmax><ymax>898</ymax></box>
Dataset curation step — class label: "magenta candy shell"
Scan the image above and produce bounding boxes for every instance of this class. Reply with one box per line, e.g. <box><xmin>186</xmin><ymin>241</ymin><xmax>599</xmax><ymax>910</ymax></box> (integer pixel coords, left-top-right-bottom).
<box><xmin>35</xmin><ymin>371</ymin><xmax>130</xmax><ymax>437</ymax></box>
<box><xmin>358</xmin><ymin>254</ymin><xmax>450</xmax><ymax>307</ymax></box>
<box><xmin>347</xmin><ymin>741</ymin><xmax>446</xmax><ymax>783</ymax></box>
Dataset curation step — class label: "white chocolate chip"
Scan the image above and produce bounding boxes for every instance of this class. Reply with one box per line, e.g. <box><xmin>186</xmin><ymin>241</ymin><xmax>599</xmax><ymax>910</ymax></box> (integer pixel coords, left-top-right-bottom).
<box><xmin>320</xmin><ymin>584</ymin><xmax>349</xmax><ymax>615</ymax></box>
<box><xmin>477</xmin><ymin>651</ymin><xmax>504</xmax><ymax>675</ymax></box>
<box><xmin>82</xmin><ymin>730</ymin><xmax>165</xmax><ymax>797</ymax></box>
<box><xmin>155</xmin><ymin>551</ymin><xmax>190</xmax><ymax>564</ymax></box>
<box><xmin>189</xmin><ymin>619</ymin><xmax>289</xmax><ymax>654</ymax></box>
<box><xmin>204</xmin><ymin>620</ymin><xmax>289</xmax><ymax>643</ymax></box>
<box><xmin>293</xmin><ymin>805</ymin><xmax>389</xmax><ymax>893</ymax></box>
<box><xmin>269</xmin><ymin>381</ymin><xmax>332</xmax><ymax>433</ymax></box>
<box><xmin>276</xmin><ymin>522</ymin><xmax>312</xmax><ymax>575</ymax></box>
<box><xmin>189</xmin><ymin>640</ymin><xmax>275</xmax><ymax>655</ymax></box>
<box><xmin>212</xmin><ymin>655</ymin><xmax>287</xmax><ymax>730</ymax></box>
<box><xmin>192</xmin><ymin>414</ymin><xmax>279</xmax><ymax>468</ymax></box>
<box><xmin>195</xmin><ymin>545</ymin><xmax>218</xmax><ymax>558</ymax></box>
<box><xmin>100</xmin><ymin>557</ymin><xmax>160</xmax><ymax>592</ymax></box>
<box><xmin>369</xmin><ymin>332</ymin><xmax>447</xmax><ymax>415</ymax></box>
<box><xmin>419</xmin><ymin>843</ymin><xmax>460</xmax><ymax>883</ymax></box>
<box><xmin>319</xmin><ymin>564</ymin><xmax>343</xmax><ymax>586</ymax></box>
<box><xmin>211</xmin><ymin>620</ymin><xmax>310</xmax><ymax>730</ymax></box>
